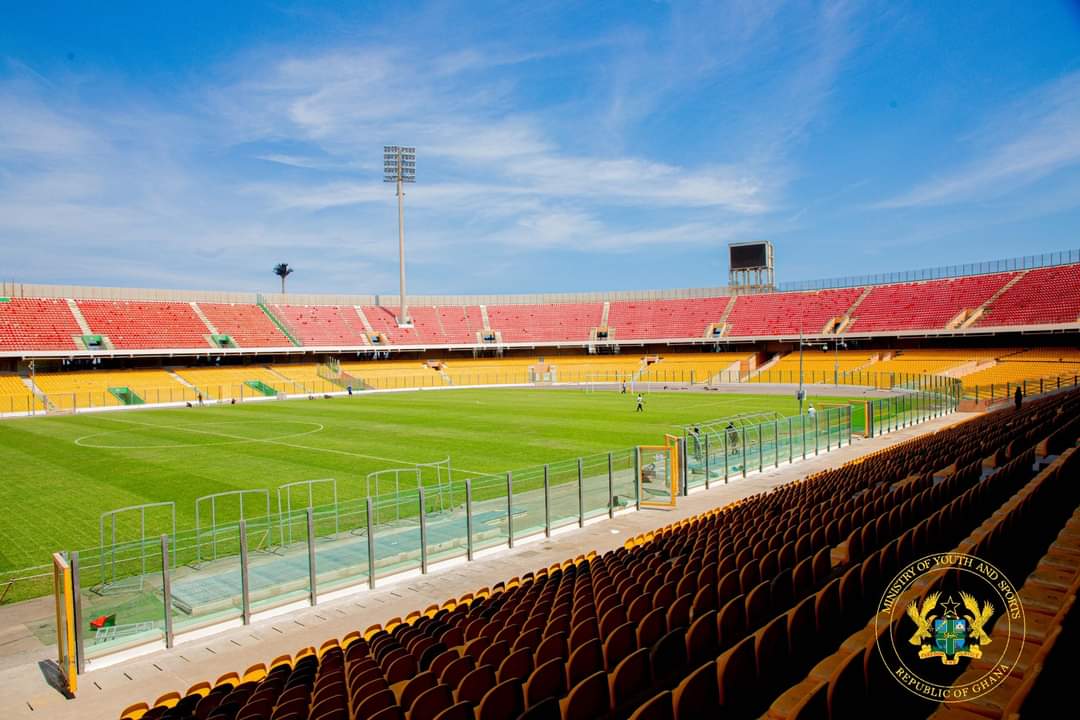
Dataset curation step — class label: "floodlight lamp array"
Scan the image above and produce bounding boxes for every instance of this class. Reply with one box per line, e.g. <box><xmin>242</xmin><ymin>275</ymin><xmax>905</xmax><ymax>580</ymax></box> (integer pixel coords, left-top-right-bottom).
<box><xmin>383</xmin><ymin>146</ymin><xmax>417</xmax><ymax>183</ymax></box>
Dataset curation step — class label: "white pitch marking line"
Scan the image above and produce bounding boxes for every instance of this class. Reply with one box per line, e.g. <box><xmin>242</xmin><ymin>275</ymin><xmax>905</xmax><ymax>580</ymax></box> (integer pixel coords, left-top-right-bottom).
<box><xmin>83</xmin><ymin>414</ymin><xmax>491</xmax><ymax>475</ymax></box>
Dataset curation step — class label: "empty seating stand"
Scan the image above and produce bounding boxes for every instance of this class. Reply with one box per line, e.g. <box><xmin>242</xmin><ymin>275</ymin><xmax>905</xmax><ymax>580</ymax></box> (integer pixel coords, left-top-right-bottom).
<box><xmin>487</xmin><ymin>304</ymin><xmax>602</xmax><ymax>343</ymax></box>
<box><xmin>273</xmin><ymin>305</ymin><xmax>369</xmax><ymax>347</ymax></box>
<box><xmin>726</xmin><ymin>288</ymin><xmax>862</xmax><ymax>337</ymax></box>
<box><xmin>848</xmin><ymin>273</ymin><xmax>1016</xmax><ymax>333</ymax></box>
<box><xmin>124</xmin><ymin>388</ymin><xmax>1080</xmax><ymax>720</ymax></box>
<box><xmin>606</xmin><ymin>298</ymin><xmax>729</xmax><ymax>340</ymax></box>
<box><xmin>0</xmin><ymin>297</ymin><xmax>81</xmax><ymax>350</ymax></box>
<box><xmin>977</xmin><ymin>264</ymin><xmax>1080</xmax><ymax>327</ymax></box>
<box><xmin>199</xmin><ymin>303</ymin><xmax>290</xmax><ymax>347</ymax></box>
<box><xmin>3</xmin><ymin>263</ymin><xmax>1080</xmax><ymax>356</ymax></box>
<box><xmin>77</xmin><ymin>300</ymin><xmax>213</xmax><ymax>349</ymax></box>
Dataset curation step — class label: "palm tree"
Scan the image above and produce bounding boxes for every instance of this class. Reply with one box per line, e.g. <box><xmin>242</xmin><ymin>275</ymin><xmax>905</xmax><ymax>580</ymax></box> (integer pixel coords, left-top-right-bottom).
<box><xmin>274</xmin><ymin>263</ymin><xmax>294</xmax><ymax>295</ymax></box>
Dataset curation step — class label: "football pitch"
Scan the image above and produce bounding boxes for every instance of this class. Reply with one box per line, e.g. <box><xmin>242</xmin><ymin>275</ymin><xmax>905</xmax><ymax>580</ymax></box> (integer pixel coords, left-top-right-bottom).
<box><xmin>0</xmin><ymin>386</ymin><xmax>864</xmax><ymax>596</ymax></box>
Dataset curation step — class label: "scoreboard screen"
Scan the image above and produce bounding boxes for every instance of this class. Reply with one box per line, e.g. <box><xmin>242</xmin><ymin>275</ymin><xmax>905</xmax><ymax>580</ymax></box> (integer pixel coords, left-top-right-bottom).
<box><xmin>729</xmin><ymin>242</ymin><xmax>769</xmax><ymax>270</ymax></box>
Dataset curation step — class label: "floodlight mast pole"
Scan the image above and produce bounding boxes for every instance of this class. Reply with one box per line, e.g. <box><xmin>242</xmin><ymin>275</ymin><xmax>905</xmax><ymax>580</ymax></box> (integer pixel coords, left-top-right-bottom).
<box><xmin>396</xmin><ymin>155</ymin><xmax>408</xmax><ymax>326</ymax></box>
<box><xmin>384</xmin><ymin>145</ymin><xmax>415</xmax><ymax>327</ymax></box>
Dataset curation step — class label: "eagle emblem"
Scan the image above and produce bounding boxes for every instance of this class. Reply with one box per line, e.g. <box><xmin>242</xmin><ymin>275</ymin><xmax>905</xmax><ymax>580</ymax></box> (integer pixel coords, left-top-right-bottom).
<box><xmin>905</xmin><ymin>591</ymin><xmax>939</xmax><ymax>645</ymax></box>
<box><xmin>960</xmin><ymin>591</ymin><xmax>995</xmax><ymax>646</ymax></box>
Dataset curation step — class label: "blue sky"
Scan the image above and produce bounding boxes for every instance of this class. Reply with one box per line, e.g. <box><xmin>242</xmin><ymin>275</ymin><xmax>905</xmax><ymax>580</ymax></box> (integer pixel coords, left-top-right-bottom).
<box><xmin>1</xmin><ymin>1</ymin><xmax>1079</xmax><ymax>295</ymax></box>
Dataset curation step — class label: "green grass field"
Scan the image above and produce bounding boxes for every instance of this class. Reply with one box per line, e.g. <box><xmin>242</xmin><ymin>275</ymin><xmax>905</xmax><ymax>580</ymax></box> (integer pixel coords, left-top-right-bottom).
<box><xmin>0</xmin><ymin>387</ymin><xmax>864</xmax><ymax>588</ymax></box>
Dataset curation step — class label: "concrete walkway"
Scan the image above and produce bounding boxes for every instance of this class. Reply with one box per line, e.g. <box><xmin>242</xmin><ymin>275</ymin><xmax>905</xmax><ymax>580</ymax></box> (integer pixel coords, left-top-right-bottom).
<box><xmin>0</xmin><ymin>413</ymin><xmax>969</xmax><ymax>719</ymax></box>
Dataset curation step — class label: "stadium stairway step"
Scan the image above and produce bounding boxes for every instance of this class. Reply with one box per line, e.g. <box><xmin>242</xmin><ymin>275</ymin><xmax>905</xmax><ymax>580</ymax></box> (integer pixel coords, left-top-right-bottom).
<box><xmin>748</xmin><ymin>352</ymin><xmax>784</xmax><ymax>379</ymax></box>
<box><xmin>839</xmin><ymin>286</ymin><xmax>874</xmax><ymax>333</ymax></box>
<box><xmin>479</xmin><ymin>304</ymin><xmax>491</xmax><ymax>328</ymax></box>
<box><xmin>255</xmin><ymin>299</ymin><xmax>302</xmax><ymax>347</ymax></box>
<box><xmin>19</xmin><ymin>375</ymin><xmax>54</xmax><ymax>411</ymax></box>
<box><xmin>975</xmin><ymin>270</ymin><xmax>1029</xmax><ymax>327</ymax></box>
<box><xmin>265</xmin><ymin>366</ymin><xmax>295</xmax><ymax>383</ymax></box>
<box><xmin>244</xmin><ymin>380</ymin><xmax>279</xmax><ymax>397</ymax></box>
<box><xmin>433</xmin><ymin>306</ymin><xmax>449</xmax><ymax>339</ymax></box>
<box><xmin>189</xmin><ymin>302</ymin><xmax>220</xmax><ymax>336</ymax></box>
<box><xmin>354</xmin><ymin>306</ymin><xmax>376</xmax><ymax>335</ymax></box>
<box><xmin>600</xmin><ymin>301</ymin><xmax>611</xmax><ymax>328</ymax></box>
<box><xmin>718</xmin><ymin>296</ymin><xmax>737</xmax><ymax>325</ymax></box>
<box><xmin>65</xmin><ymin>298</ymin><xmax>93</xmax><ymax>335</ymax></box>
<box><xmin>167</xmin><ymin>369</ymin><xmax>200</xmax><ymax>392</ymax></box>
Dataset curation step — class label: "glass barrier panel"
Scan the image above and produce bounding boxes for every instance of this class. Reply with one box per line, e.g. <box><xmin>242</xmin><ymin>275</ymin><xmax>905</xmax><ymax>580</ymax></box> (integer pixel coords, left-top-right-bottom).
<box><xmin>314</xmin><ymin>497</ymin><xmax>370</xmax><ymax>594</ymax></box>
<box><xmin>469</xmin><ymin>474</ymin><xmax>509</xmax><ymax>551</ymax></box>
<box><xmin>425</xmin><ymin>480</ymin><xmax>469</xmax><ymax>565</ymax></box>
<box><xmin>170</xmin><ymin>526</ymin><xmax>243</xmax><ymax>636</ymax></box>
<box><xmin>510</xmin><ymin>467</ymin><xmax>546</xmax><ymax>539</ymax></box>
<box><xmin>373</xmin><ymin>489</ymin><xmax>422</xmax><ymax>578</ymax></box>
<box><xmin>81</xmin><ymin>538</ymin><xmax>166</xmax><ymax>659</ymax></box>
<box><xmin>610</xmin><ymin>449</ymin><xmax>637</xmax><ymax>509</ymax></box>
<box><xmin>581</xmin><ymin>454</ymin><xmax>610</xmax><ymax>520</ymax></box>
<box><xmin>547</xmin><ymin>459</ymin><xmax>581</xmax><ymax>530</ymax></box>
<box><xmin>247</xmin><ymin>515</ymin><xmax>309</xmax><ymax>613</ymax></box>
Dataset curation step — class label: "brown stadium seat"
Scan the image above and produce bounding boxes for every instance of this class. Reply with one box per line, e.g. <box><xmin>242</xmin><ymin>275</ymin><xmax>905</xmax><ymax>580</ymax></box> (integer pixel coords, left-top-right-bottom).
<box><xmin>440</xmin><ymin>655</ymin><xmax>476</xmax><ymax>688</ymax></box>
<box><xmin>534</xmin><ymin>631</ymin><xmax>567</xmax><ymax>667</ymax></box>
<box><xmin>565</xmin><ymin>637</ymin><xmax>604</xmax><ymax>689</ymax></box>
<box><xmin>671</xmin><ymin>661</ymin><xmax>717</xmax><ymax>720</ymax></box>
<box><xmin>608</xmin><ymin>648</ymin><xmax>651</xmax><ymax>720</ymax></box>
<box><xmin>410</xmin><ymin>684</ymin><xmax>455</xmax><ymax>720</ymax></box>
<box><xmin>649</xmin><ymin>628</ymin><xmax>688</xmax><ymax>691</ymax></box>
<box><xmin>636</xmin><ymin>608</ymin><xmax>666</xmax><ymax>650</ymax></box>
<box><xmin>476</xmin><ymin>678</ymin><xmax>524</xmax><ymax>720</ymax></box>
<box><xmin>432</xmin><ymin>701</ymin><xmax>475</xmax><ymax>720</ymax></box>
<box><xmin>456</xmin><ymin>665</ymin><xmax>497</xmax><ymax>706</ymax></box>
<box><xmin>627</xmin><ymin>690</ymin><xmax>673</xmax><ymax>720</ymax></box>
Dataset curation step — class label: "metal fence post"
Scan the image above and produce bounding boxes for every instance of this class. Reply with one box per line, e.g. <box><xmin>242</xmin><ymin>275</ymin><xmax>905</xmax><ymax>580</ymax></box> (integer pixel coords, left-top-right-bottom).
<box><xmin>607</xmin><ymin>453</ymin><xmax>615</xmax><ymax>518</ymax></box>
<box><xmin>723</xmin><ymin>431</ymin><xmax>729</xmax><ymax>483</ymax></box>
<box><xmin>239</xmin><ymin>520</ymin><xmax>250</xmax><ymax>624</ymax></box>
<box><xmin>774</xmin><ymin>419</ymin><xmax>779</xmax><ymax>468</ymax></box>
<box><xmin>577</xmin><ymin>459</ymin><xmax>585</xmax><ymax>527</ymax></box>
<box><xmin>543</xmin><ymin>465</ymin><xmax>551</xmax><ymax>536</ymax></box>
<box><xmin>161</xmin><ymin>535</ymin><xmax>173</xmax><ymax>648</ymax></box>
<box><xmin>365</xmin><ymin>498</ymin><xmax>376</xmax><ymax>589</ymax></box>
<box><xmin>704</xmin><ymin>434</ymin><xmax>711</xmax><ymax>489</ymax></box>
<box><xmin>506</xmin><ymin>472</ymin><xmax>515</xmax><ymax>548</ymax></box>
<box><xmin>801</xmin><ymin>414</ymin><xmax>807</xmax><ymax>459</ymax></box>
<box><xmin>306</xmin><ymin>509</ymin><xmax>317</xmax><ymax>605</ymax></box>
<box><xmin>741</xmin><ymin>428</ymin><xmax>747</xmax><ymax>478</ymax></box>
<box><xmin>788</xmin><ymin>417</ymin><xmax>793</xmax><ymax>464</ymax></box>
<box><xmin>814</xmin><ymin>412</ymin><xmax>819</xmax><ymax>455</ymax></box>
<box><xmin>419</xmin><ymin>488</ymin><xmax>428</xmax><ymax>574</ymax></box>
<box><xmin>71</xmin><ymin>551</ymin><xmax>85</xmax><ymax>674</ymax></box>
<box><xmin>465</xmin><ymin>480</ymin><xmax>474</xmax><ymax>561</ymax></box>
<box><xmin>827</xmin><ymin>410</ymin><xmax>832</xmax><ymax>451</ymax></box>
<box><xmin>757</xmin><ymin>425</ymin><xmax>763</xmax><ymax>473</ymax></box>
<box><xmin>634</xmin><ymin>449</ymin><xmax>641</xmax><ymax>509</ymax></box>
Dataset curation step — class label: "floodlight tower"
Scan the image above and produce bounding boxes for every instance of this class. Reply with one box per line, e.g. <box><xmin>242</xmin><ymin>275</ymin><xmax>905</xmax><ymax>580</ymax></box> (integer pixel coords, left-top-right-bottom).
<box><xmin>384</xmin><ymin>145</ymin><xmax>416</xmax><ymax>326</ymax></box>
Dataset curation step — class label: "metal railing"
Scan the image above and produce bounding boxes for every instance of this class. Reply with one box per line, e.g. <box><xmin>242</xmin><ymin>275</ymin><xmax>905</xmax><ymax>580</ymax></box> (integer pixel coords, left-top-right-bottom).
<box><xmin>778</xmin><ymin>249</ymin><xmax>1080</xmax><ymax>292</ymax></box>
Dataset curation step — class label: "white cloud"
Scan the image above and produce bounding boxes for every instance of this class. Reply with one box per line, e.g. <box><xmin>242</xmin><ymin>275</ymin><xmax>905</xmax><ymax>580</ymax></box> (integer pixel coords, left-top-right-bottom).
<box><xmin>879</xmin><ymin>71</ymin><xmax>1080</xmax><ymax>208</ymax></box>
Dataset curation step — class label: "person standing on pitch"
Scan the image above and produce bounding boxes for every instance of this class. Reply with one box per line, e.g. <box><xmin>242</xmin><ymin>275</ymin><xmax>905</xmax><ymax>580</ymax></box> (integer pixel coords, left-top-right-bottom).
<box><xmin>1014</xmin><ymin>385</ymin><xmax>1022</xmax><ymax>411</ymax></box>
<box><xmin>636</xmin><ymin>393</ymin><xmax>644</xmax><ymax>412</ymax></box>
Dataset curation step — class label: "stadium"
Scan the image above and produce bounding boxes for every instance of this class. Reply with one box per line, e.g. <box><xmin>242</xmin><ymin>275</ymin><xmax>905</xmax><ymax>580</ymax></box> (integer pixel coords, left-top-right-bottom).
<box><xmin>1</xmin><ymin>245</ymin><xmax>1079</xmax><ymax>720</ymax></box>
<box><xmin>2</xmin><ymin>4</ymin><xmax>1080</xmax><ymax>720</ymax></box>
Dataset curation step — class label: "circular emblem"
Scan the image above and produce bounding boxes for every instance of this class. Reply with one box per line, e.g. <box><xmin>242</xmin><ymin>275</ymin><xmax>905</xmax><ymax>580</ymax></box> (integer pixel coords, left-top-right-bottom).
<box><xmin>875</xmin><ymin>553</ymin><xmax>1026</xmax><ymax>703</ymax></box>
